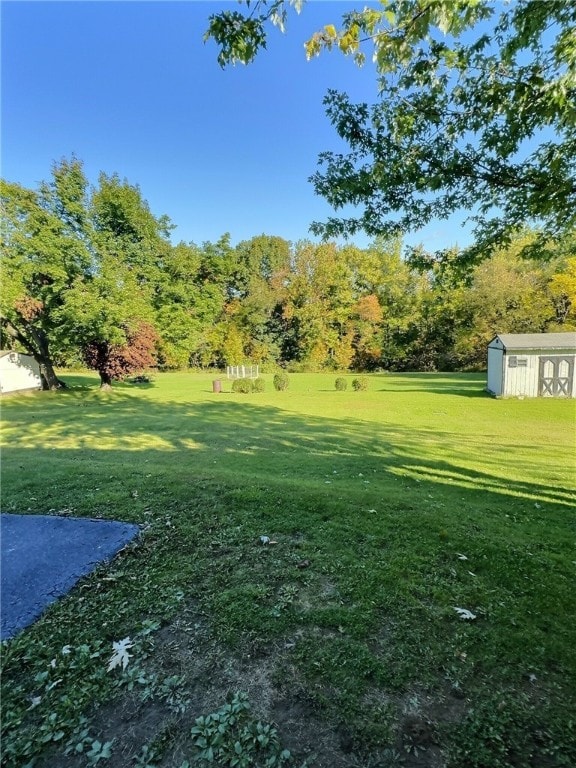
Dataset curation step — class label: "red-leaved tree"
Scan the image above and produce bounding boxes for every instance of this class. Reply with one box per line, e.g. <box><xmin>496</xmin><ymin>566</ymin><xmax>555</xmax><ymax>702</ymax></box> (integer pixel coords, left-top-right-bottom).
<box><xmin>83</xmin><ymin>322</ymin><xmax>158</xmax><ymax>389</ymax></box>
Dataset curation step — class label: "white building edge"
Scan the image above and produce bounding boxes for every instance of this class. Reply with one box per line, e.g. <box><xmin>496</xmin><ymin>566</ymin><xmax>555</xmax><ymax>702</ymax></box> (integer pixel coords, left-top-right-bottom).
<box><xmin>0</xmin><ymin>351</ymin><xmax>42</xmax><ymax>394</ymax></box>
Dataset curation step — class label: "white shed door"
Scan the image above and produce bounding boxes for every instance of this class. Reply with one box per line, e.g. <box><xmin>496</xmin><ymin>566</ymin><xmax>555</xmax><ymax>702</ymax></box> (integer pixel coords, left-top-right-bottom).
<box><xmin>538</xmin><ymin>356</ymin><xmax>574</xmax><ymax>397</ymax></box>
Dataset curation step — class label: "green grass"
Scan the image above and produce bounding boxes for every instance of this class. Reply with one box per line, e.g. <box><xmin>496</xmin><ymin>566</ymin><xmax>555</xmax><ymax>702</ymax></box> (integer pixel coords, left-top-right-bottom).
<box><xmin>1</xmin><ymin>371</ymin><xmax>575</xmax><ymax>767</ymax></box>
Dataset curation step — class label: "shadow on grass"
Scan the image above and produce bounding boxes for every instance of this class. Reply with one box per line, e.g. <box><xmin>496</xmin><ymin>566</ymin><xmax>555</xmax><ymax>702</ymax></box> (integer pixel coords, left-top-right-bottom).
<box><xmin>2</xmin><ymin>390</ymin><xmax>573</xmax><ymax>510</ymax></box>
<box><xmin>374</xmin><ymin>372</ymin><xmax>490</xmax><ymax>397</ymax></box>
<box><xmin>59</xmin><ymin>374</ymin><xmax>157</xmax><ymax>391</ymax></box>
<box><xmin>307</xmin><ymin>373</ymin><xmax>490</xmax><ymax>397</ymax></box>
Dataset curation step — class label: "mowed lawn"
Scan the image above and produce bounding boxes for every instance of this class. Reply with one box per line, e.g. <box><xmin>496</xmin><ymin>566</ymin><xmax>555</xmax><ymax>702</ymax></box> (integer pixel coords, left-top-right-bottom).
<box><xmin>1</xmin><ymin>371</ymin><xmax>575</xmax><ymax>768</ymax></box>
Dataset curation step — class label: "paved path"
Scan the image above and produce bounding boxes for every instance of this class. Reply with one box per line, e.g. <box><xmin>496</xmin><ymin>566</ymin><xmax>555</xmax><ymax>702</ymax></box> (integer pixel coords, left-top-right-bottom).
<box><xmin>1</xmin><ymin>514</ymin><xmax>140</xmax><ymax>640</ymax></box>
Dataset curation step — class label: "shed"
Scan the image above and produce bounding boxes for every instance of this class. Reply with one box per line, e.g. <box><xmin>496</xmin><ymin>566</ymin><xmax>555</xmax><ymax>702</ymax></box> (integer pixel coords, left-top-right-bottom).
<box><xmin>487</xmin><ymin>333</ymin><xmax>576</xmax><ymax>398</ymax></box>
<box><xmin>0</xmin><ymin>351</ymin><xmax>42</xmax><ymax>394</ymax></box>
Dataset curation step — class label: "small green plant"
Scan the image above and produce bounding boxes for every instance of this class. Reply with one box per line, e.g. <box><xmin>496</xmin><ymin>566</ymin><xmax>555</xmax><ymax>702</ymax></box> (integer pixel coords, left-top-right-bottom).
<box><xmin>190</xmin><ymin>692</ymin><xmax>295</xmax><ymax>767</ymax></box>
<box><xmin>352</xmin><ymin>377</ymin><xmax>368</xmax><ymax>391</ymax></box>
<box><xmin>65</xmin><ymin>722</ymin><xmax>114</xmax><ymax>763</ymax></box>
<box><xmin>85</xmin><ymin>739</ymin><xmax>115</xmax><ymax>765</ymax></box>
<box><xmin>157</xmin><ymin>674</ymin><xmax>189</xmax><ymax>714</ymax></box>
<box><xmin>133</xmin><ymin>743</ymin><xmax>160</xmax><ymax>767</ymax></box>
<box><xmin>335</xmin><ymin>377</ymin><xmax>347</xmax><ymax>391</ymax></box>
<box><xmin>251</xmin><ymin>378</ymin><xmax>266</xmax><ymax>393</ymax></box>
<box><xmin>273</xmin><ymin>372</ymin><xmax>290</xmax><ymax>391</ymax></box>
<box><xmin>232</xmin><ymin>378</ymin><xmax>252</xmax><ymax>394</ymax></box>
<box><xmin>271</xmin><ymin>584</ymin><xmax>299</xmax><ymax>617</ymax></box>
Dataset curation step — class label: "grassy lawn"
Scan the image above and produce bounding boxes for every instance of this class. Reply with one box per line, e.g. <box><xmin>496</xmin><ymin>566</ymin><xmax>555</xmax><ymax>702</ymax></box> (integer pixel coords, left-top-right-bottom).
<box><xmin>1</xmin><ymin>371</ymin><xmax>575</xmax><ymax>768</ymax></box>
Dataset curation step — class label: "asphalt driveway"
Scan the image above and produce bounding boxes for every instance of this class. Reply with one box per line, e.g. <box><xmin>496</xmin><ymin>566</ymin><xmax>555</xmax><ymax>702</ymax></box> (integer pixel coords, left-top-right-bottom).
<box><xmin>1</xmin><ymin>514</ymin><xmax>140</xmax><ymax>640</ymax></box>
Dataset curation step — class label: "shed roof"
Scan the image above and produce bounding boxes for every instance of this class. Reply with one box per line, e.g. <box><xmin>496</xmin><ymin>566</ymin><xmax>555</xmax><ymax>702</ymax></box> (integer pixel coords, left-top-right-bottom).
<box><xmin>0</xmin><ymin>350</ymin><xmax>35</xmax><ymax>360</ymax></box>
<box><xmin>491</xmin><ymin>332</ymin><xmax>576</xmax><ymax>350</ymax></box>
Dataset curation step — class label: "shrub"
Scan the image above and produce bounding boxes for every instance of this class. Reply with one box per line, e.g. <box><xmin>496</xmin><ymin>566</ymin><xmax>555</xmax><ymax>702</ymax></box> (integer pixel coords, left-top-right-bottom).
<box><xmin>251</xmin><ymin>378</ymin><xmax>266</xmax><ymax>393</ymax></box>
<box><xmin>335</xmin><ymin>377</ymin><xmax>348</xmax><ymax>391</ymax></box>
<box><xmin>130</xmin><ymin>373</ymin><xmax>153</xmax><ymax>384</ymax></box>
<box><xmin>232</xmin><ymin>378</ymin><xmax>252</xmax><ymax>394</ymax></box>
<box><xmin>273</xmin><ymin>372</ymin><xmax>290</xmax><ymax>391</ymax></box>
<box><xmin>352</xmin><ymin>376</ymin><xmax>368</xmax><ymax>391</ymax></box>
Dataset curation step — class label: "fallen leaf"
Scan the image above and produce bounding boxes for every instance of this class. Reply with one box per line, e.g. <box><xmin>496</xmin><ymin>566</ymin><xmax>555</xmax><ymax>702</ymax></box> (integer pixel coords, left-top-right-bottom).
<box><xmin>107</xmin><ymin>637</ymin><xmax>134</xmax><ymax>672</ymax></box>
<box><xmin>453</xmin><ymin>607</ymin><xmax>477</xmax><ymax>620</ymax></box>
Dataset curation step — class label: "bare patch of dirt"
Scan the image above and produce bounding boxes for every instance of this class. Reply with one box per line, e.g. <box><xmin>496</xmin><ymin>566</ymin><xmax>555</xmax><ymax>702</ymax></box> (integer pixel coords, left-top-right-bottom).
<box><xmin>38</xmin><ymin>603</ymin><xmax>469</xmax><ymax>768</ymax></box>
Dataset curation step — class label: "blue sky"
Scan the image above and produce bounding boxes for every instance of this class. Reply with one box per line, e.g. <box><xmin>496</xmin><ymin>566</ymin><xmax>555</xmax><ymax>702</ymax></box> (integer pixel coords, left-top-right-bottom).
<box><xmin>1</xmin><ymin>1</ymin><xmax>473</xmax><ymax>251</ymax></box>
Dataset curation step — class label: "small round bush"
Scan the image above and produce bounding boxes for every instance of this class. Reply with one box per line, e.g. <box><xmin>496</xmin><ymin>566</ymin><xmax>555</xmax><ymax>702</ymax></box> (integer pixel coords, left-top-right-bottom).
<box><xmin>273</xmin><ymin>372</ymin><xmax>290</xmax><ymax>391</ymax></box>
<box><xmin>251</xmin><ymin>378</ymin><xmax>265</xmax><ymax>393</ymax></box>
<box><xmin>352</xmin><ymin>376</ymin><xmax>368</xmax><ymax>391</ymax></box>
<box><xmin>232</xmin><ymin>378</ymin><xmax>252</xmax><ymax>394</ymax></box>
<box><xmin>335</xmin><ymin>377</ymin><xmax>348</xmax><ymax>391</ymax></box>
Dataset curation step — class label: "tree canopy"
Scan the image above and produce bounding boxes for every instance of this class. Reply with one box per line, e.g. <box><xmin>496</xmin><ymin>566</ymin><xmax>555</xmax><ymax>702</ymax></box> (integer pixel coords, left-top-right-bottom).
<box><xmin>206</xmin><ymin>0</ymin><xmax>576</xmax><ymax>263</ymax></box>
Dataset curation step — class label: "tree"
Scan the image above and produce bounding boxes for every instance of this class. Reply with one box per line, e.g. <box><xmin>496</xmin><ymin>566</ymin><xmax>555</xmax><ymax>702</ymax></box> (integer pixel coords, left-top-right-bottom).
<box><xmin>154</xmin><ymin>241</ymin><xmax>205</xmax><ymax>369</ymax></box>
<box><xmin>59</xmin><ymin>175</ymin><xmax>170</xmax><ymax>387</ymax></box>
<box><xmin>232</xmin><ymin>235</ymin><xmax>291</xmax><ymax>297</ymax></box>
<box><xmin>206</xmin><ymin>1</ymin><xmax>576</xmax><ymax>262</ymax></box>
<box><xmin>280</xmin><ymin>241</ymin><xmax>356</xmax><ymax>368</ymax></box>
<box><xmin>229</xmin><ymin>235</ymin><xmax>292</xmax><ymax>364</ymax></box>
<box><xmin>396</xmin><ymin>250</ymin><xmax>469</xmax><ymax>371</ymax></box>
<box><xmin>345</xmin><ymin>237</ymin><xmax>427</xmax><ymax>369</ymax></box>
<box><xmin>1</xmin><ymin>159</ymin><xmax>172</xmax><ymax>388</ymax></box>
<box><xmin>83</xmin><ymin>321</ymin><xmax>158</xmax><ymax>388</ymax></box>
<box><xmin>547</xmin><ymin>256</ymin><xmax>576</xmax><ymax>328</ymax></box>
<box><xmin>91</xmin><ymin>172</ymin><xmax>173</xmax><ymax>289</ymax></box>
<box><xmin>191</xmin><ymin>234</ymin><xmax>242</xmax><ymax>367</ymax></box>
<box><xmin>0</xmin><ymin>159</ymin><xmax>93</xmax><ymax>388</ymax></box>
<box><xmin>350</xmin><ymin>294</ymin><xmax>384</xmax><ymax>369</ymax></box>
<box><xmin>61</xmin><ymin>248</ymin><xmax>158</xmax><ymax>387</ymax></box>
<box><xmin>440</xmin><ymin>234</ymin><xmax>554</xmax><ymax>368</ymax></box>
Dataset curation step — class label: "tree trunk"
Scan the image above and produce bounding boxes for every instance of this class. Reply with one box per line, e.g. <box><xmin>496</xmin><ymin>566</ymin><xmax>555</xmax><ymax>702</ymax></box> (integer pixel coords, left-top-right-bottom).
<box><xmin>1</xmin><ymin>318</ymin><xmax>65</xmax><ymax>390</ymax></box>
<box><xmin>31</xmin><ymin>327</ymin><xmax>64</xmax><ymax>390</ymax></box>
<box><xmin>99</xmin><ymin>370</ymin><xmax>113</xmax><ymax>390</ymax></box>
<box><xmin>39</xmin><ymin>359</ymin><xmax>65</xmax><ymax>390</ymax></box>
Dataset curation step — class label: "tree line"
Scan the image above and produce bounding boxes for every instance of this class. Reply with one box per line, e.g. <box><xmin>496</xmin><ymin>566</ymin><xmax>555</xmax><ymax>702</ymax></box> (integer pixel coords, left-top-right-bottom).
<box><xmin>1</xmin><ymin>158</ymin><xmax>574</xmax><ymax>388</ymax></box>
